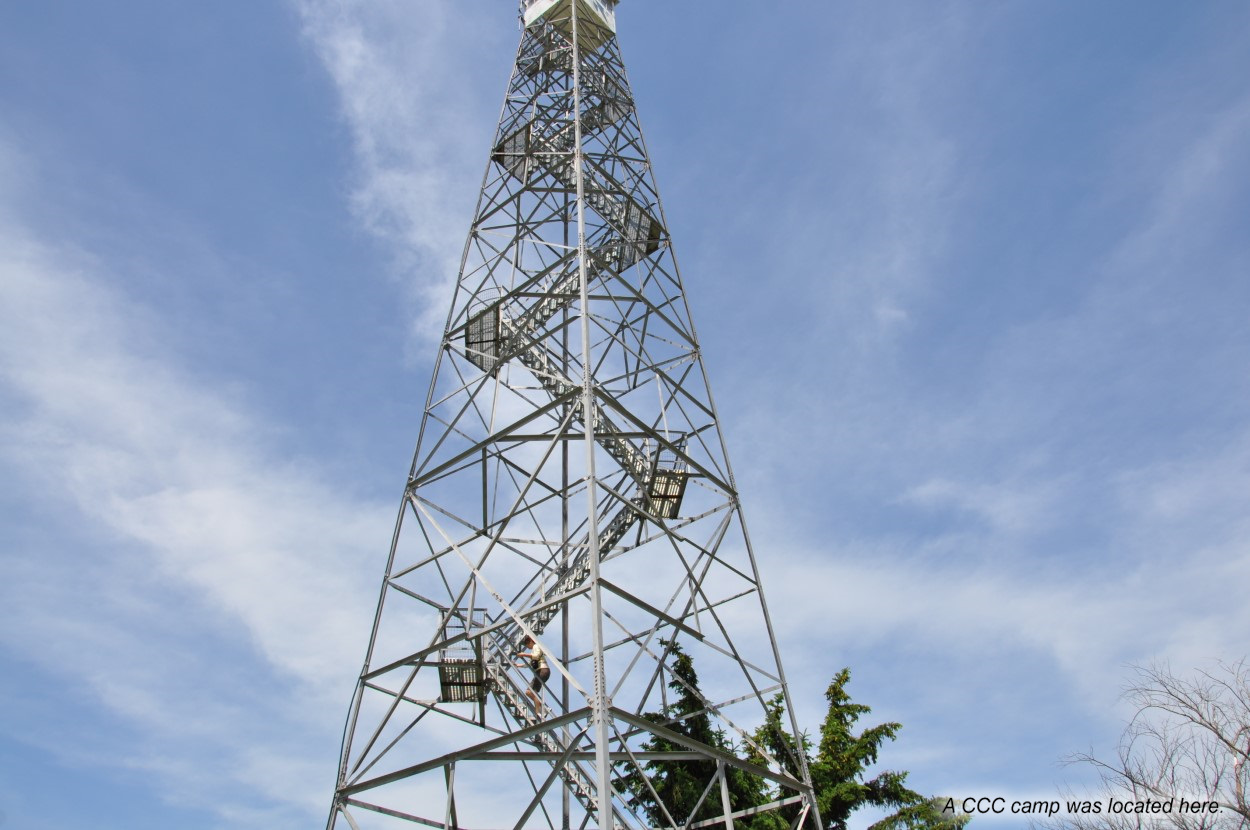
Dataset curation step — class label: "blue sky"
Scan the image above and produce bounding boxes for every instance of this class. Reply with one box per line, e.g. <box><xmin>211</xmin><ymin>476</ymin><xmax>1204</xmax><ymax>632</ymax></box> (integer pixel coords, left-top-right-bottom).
<box><xmin>1</xmin><ymin>1</ymin><xmax>1249</xmax><ymax>828</ymax></box>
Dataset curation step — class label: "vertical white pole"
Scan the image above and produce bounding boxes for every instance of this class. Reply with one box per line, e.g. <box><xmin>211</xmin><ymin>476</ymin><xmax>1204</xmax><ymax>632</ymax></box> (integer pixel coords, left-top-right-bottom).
<box><xmin>718</xmin><ymin>760</ymin><xmax>735</xmax><ymax>830</ymax></box>
<box><xmin>569</xmin><ymin>2</ymin><xmax>614</xmax><ymax>827</ymax></box>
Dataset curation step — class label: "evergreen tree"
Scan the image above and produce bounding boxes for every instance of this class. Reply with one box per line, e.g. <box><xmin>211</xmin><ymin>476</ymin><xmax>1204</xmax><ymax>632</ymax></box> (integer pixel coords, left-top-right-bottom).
<box><xmin>621</xmin><ymin>641</ymin><xmax>781</xmax><ymax>829</ymax></box>
<box><xmin>872</xmin><ymin>797</ymin><xmax>973</xmax><ymax>830</ymax></box>
<box><xmin>747</xmin><ymin>693</ymin><xmax>811</xmax><ymax>828</ymax></box>
<box><xmin>807</xmin><ymin>668</ymin><xmax>968</xmax><ymax>830</ymax></box>
<box><xmin>809</xmin><ymin>667</ymin><xmax>916</xmax><ymax>828</ymax></box>
<box><xmin>621</xmin><ymin>651</ymin><xmax>966</xmax><ymax>830</ymax></box>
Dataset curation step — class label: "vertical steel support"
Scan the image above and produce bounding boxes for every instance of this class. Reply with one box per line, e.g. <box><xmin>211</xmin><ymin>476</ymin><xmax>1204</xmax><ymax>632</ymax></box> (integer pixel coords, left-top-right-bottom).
<box><xmin>568</xmin><ymin>4</ymin><xmax>614</xmax><ymax>826</ymax></box>
<box><xmin>719</xmin><ymin>760</ymin><xmax>735</xmax><ymax>830</ymax></box>
<box><xmin>445</xmin><ymin>762</ymin><xmax>458</xmax><ymax>830</ymax></box>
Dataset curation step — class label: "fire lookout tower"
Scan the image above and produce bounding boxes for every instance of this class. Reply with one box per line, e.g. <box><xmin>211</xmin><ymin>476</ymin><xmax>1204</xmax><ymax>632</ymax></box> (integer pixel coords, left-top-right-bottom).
<box><xmin>325</xmin><ymin>2</ymin><xmax>821</xmax><ymax>827</ymax></box>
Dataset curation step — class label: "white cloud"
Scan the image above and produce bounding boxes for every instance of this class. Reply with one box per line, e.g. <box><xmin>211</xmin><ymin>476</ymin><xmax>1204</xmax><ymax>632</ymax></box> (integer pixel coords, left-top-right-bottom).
<box><xmin>294</xmin><ymin>0</ymin><xmax>508</xmax><ymax>345</ymax></box>
<box><xmin>745</xmin><ymin>23</ymin><xmax>1250</xmax><ymax>674</ymax></box>
<box><xmin>0</xmin><ymin>5</ymin><xmax>520</xmax><ymax>823</ymax></box>
<box><xmin>0</xmin><ymin>186</ymin><xmax>387</xmax><ymax>824</ymax></box>
<box><xmin>762</xmin><ymin>420</ymin><xmax>1250</xmax><ymax>716</ymax></box>
<box><xmin>0</xmin><ymin>3</ymin><xmax>528</xmax><ymax>821</ymax></box>
<box><xmin>902</xmin><ymin>476</ymin><xmax>1060</xmax><ymax>536</ymax></box>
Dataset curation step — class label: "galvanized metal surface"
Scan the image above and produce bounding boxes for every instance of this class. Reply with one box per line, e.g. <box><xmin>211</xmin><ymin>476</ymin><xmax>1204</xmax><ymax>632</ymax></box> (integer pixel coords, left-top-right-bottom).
<box><xmin>326</xmin><ymin>3</ymin><xmax>819</xmax><ymax>828</ymax></box>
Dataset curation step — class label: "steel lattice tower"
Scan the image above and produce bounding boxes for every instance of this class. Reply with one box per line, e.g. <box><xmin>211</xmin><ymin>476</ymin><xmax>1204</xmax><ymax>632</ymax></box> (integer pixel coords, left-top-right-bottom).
<box><xmin>326</xmin><ymin>2</ymin><xmax>820</xmax><ymax>828</ymax></box>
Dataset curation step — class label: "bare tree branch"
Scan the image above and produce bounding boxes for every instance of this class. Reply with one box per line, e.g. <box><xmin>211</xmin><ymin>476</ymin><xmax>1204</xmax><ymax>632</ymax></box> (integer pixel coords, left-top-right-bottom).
<box><xmin>1044</xmin><ymin>661</ymin><xmax>1250</xmax><ymax>830</ymax></box>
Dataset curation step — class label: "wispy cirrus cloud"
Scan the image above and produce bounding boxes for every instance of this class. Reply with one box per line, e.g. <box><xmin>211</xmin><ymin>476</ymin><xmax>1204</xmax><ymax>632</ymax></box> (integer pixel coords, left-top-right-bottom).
<box><xmin>294</xmin><ymin>0</ymin><xmax>510</xmax><ymax>343</ymax></box>
<box><xmin>0</xmin><ymin>4</ymin><xmax>514</xmax><ymax>823</ymax></box>
<box><xmin>727</xmin><ymin>7</ymin><xmax>1250</xmax><ymax>798</ymax></box>
<box><xmin>0</xmin><ymin>159</ymin><xmax>387</xmax><ymax>825</ymax></box>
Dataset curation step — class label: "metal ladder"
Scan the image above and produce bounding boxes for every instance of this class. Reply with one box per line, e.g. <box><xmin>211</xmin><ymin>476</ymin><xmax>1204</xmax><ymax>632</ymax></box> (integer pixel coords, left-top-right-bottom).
<box><xmin>478</xmin><ymin>635</ymin><xmax>636</xmax><ymax>827</ymax></box>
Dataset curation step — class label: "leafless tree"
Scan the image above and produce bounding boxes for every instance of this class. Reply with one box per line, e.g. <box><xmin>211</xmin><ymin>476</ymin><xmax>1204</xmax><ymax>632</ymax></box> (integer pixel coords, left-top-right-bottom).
<box><xmin>1047</xmin><ymin>661</ymin><xmax>1250</xmax><ymax>830</ymax></box>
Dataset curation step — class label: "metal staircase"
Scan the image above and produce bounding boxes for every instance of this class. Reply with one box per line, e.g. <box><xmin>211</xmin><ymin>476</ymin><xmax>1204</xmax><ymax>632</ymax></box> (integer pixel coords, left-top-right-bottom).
<box><xmin>449</xmin><ymin>24</ymin><xmax>689</xmax><ymax>819</ymax></box>
<box><xmin>494</xmin><ymin>123</ymin><xmax>662</xmax><ymax>269</ymax></box>
<box><xmin>469</xmin><ymin>252</ymin><xmax>684</xmax><ymax>640</ymax></box>
<box><xmin>478</xmin><ymin>647</ymin><xmax>627</xmax><ymax>824</ymax></box>
<box><xmin>495</xmin><ymin>27</ymin><xmax>662</xmax><ymax>269</ymax></box>
<box><xmin>466</xmin><ymin>318</ymin><xmax>683</xmax><ymax>822</ymax></box>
